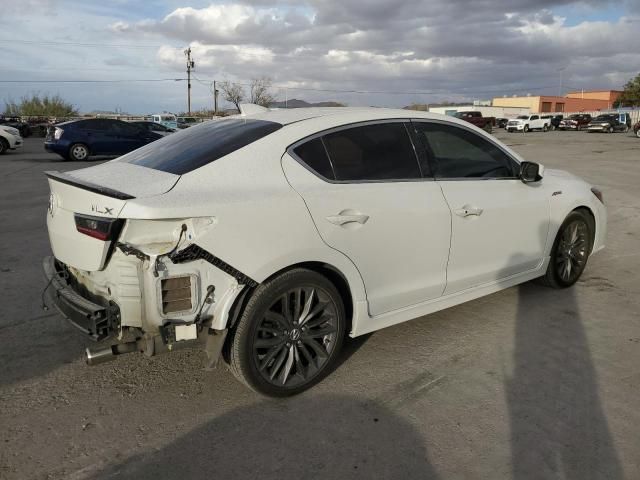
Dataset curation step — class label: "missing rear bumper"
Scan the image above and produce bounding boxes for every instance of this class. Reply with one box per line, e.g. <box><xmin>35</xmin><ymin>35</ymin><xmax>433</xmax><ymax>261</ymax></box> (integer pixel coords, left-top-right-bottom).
<box><xmin>42</xmin><ymin>256</ymin><xmax>120</xmax><ymax>341</ymax></box>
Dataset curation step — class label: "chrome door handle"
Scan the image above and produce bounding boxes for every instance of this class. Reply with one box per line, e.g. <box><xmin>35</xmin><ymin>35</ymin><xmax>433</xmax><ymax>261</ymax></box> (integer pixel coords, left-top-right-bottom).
<box><xmin>326</xmin><ymin>214</ymin><xmax>370</xmax><ymax>226</ymax></box>
<box><xmin>454</xmin><ymin>205</ymin><xmax>483</xmax><ymax>217</ymax></box>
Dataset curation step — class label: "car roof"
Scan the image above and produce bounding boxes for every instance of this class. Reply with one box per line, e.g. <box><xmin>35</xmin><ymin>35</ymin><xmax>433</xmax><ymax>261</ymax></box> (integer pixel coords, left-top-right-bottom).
<box><xmin>57</xmin><ymin>118</ymin><xmax>121</xmax><ymax>126</ymax></box>
<box><xmin>239</xmin><ymin>106</ymin><xmax>478</xmax><ymax>127</ymax></box>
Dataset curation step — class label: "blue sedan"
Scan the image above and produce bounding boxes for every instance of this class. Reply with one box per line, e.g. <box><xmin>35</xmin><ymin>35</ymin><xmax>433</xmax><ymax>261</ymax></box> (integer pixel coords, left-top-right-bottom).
<box><xmin>45</xmin><ymin>118</ymin><xmax>162</xmax><ymax>161</ymax></box>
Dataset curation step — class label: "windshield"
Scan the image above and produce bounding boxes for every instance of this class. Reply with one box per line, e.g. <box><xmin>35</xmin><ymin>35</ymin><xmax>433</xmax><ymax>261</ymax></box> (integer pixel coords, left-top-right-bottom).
<box><xmin>116</xmin><ymin>118</ymin><xmax>282</xmax><ymax>175</ymax></box>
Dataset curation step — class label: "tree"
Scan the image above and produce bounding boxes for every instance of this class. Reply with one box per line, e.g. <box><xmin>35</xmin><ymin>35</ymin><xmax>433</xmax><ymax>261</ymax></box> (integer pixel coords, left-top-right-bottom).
<box><xmin>615</xmin><ymin>73</ymin><xmax>640</xmax><ymax>107</ymax></box>
<box><xmin>250</xmin><ymin>77</ymin><xmax>275</xmax><ymax>107</ymax></box>
<box><xmin>4</xmin><ymin>93</ymin><xmax>77</xmax><ymax>117</ymax></box>
<box><xmin>219</xmin><ymin>81</ymin><xmax>245</xmax><ymax>111</ymax></box>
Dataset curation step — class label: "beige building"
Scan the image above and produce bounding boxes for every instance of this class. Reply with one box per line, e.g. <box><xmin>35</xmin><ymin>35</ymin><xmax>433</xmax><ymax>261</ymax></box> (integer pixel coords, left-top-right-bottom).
<box><xmin>492</xmin><ymin>90</ymin><xmax>622</xmax><ymax>113</ymax></box>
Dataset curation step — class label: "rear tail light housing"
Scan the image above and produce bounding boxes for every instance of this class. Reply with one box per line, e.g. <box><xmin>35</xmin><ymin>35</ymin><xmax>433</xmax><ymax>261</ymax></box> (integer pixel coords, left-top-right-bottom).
<box><xmin>591</xmin><ymin>187</ymin><xmax>604</xmax><ymax>205</ymax></box>
<box><xmin>74</xmin><ymin>214</ymin><xmax>123</xmax><ymax>241</ymax></box>
<box><xmin>161</xmin><ymin>276</ymin><xmax>193</xmax><ymax>314</ymax></box>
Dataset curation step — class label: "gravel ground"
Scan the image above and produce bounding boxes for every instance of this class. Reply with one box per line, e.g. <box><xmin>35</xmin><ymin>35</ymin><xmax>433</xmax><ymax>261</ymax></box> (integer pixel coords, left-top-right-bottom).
<box><xmin>1</xmin><ymin>131</ymin><xmax>639</xmax><ymax>480</ymax></box>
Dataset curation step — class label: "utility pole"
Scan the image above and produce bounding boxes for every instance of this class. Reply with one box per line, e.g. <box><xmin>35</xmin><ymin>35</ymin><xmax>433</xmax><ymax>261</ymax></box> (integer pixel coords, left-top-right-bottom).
<box><xmin>558</xmin><ymin>66</ymin><xmax>566</xmax><ymax>98</ymax></box>
<box><xmin>213</xmin><ymin>80</ymin><xmax>219</xmax><ymax>115</ymax></box>
<box><xmin>184</xmin><ymin>47</ymin><xmax>195</xmax><ymax>114</ymax></box>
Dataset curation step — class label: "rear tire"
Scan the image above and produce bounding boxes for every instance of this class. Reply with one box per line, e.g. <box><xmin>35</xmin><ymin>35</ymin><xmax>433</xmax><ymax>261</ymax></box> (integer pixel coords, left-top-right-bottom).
<box><xmin>537</xmin><ymin>210</ymin><xmax>593</xmax><ymax>289</ymax></box>
<box><xmin>636</xmin><ymin>129</ymin><xmax>640</xmax><ymax>138</ymax></box>
<box><xmin>483</xmin><ymin>123</ymin><xmax>493</xmax><ymax>134</ymax></box>
<box><xmin>229</xmin><ymin>268</ymin><xmax>346</xmax><ymax>397</ymax></box>
<box><xmin>0</xmin><ymin>138</ymin><xmax>8</xmax><ymax>155</ymax></box>
<box><xmin>68</xmin><ymin>143</ymin><xmax>90</xmax><ymax>161</ymax></box>
<box><xmin>543</xmin><ymin>124</ymin><xmax>548</xmax><ymax>132</ymax></box>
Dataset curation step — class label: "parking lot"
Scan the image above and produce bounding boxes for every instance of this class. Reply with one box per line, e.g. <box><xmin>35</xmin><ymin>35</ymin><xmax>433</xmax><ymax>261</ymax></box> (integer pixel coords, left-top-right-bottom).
<box><xmin>1</xmin><ymin>130</ymin><xmax>639</xmax><ymax>479</ymax></box>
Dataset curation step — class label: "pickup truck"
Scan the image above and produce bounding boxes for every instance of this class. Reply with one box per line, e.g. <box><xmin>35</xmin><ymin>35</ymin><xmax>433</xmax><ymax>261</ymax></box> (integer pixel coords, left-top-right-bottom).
<box><xmin>454</xmin><ymin>111</ymin><xmax>495</xmax><ymax>133</ymax></box>
<box><xmin>558</xmin><ymin>113</ymin><xmax>592</xmax><ymax>131</ymax></box>
<box><xmin>506</xmin><ymin>115</ymin><xmax>551</xmax><ymax>133</ymax></box>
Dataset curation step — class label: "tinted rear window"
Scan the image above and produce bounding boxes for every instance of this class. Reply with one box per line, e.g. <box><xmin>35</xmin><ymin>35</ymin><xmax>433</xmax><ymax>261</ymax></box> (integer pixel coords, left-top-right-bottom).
<box><xmin>116</xmin><ymin>119</ymin><xmax>282</xmax><ymax>175</ymax></box>
<box><xmin>293</xmin><ymin>138</ymin><xmax>335</xmax><ymax>180</ymax></box>
<box><xmin>322</xmin><ymin>123</ymin><xmax>421</xmax><ymax>181</ymax></box>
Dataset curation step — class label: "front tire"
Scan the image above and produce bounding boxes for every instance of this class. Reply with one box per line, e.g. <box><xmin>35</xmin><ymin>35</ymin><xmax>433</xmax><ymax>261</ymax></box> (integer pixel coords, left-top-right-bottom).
<box><xmin>636</xmin><ymin>129</ymin><xmax>640</xmax><ymax>138</ymax></box>
<box><xmin>68</xmin><ymin>143</ymin><xmax>90</xmax><ymax>161</ymax></box>
<box><xmin>0</xmin><ymin>138</ymin><xmax>8</xmax><ymax>155</ymax></box>
<box><xmin>537</xmin><ymin>210</ymin><xmax>592</xmax><ymax>289</ymax></box>
<box><xmin>229</xmin><ymin>269</ymin><xmax>346</xmax><ymax>396</ymax></box>
<box><xmin>524</xmin><ymin>125</ymin><xmax>529</xmax><ymax>133</ymax></box>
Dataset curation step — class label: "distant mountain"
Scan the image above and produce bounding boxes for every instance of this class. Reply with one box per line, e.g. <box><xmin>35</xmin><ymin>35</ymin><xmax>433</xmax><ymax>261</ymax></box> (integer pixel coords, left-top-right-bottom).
<box><xmin>269</xmin><ymin>99</ymin><xmax>345</xmax><ymax>108</ymax></box>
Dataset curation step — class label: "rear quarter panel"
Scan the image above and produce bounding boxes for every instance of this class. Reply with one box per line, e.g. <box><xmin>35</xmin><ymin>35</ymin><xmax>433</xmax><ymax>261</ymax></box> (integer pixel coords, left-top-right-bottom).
<box><xmin>119</xmin><ymin>136</ymin><xmax>369</xmax><ymax>308</ymax></box>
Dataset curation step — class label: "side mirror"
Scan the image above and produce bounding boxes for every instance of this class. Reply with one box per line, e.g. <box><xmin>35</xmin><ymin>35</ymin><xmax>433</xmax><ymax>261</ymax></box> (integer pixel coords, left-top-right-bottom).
<box><xmin>519</xmin><ymin>161</ymin><xmax>543</xmax><ymax>183</ymax></box>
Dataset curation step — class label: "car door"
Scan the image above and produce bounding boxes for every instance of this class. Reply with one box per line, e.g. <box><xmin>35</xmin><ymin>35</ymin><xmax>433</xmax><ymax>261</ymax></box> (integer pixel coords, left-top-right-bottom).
<box><xmin>112</xmin><ymin>121</ymin><xmax>155</xmax><ymax>154</ymax></box>
<box><xmin>529</xmin><ymin>115</ymin><xmax>540</xmax><ymax>129</ymax></box>
<box><xmin>80</xmin><ymin>119</ymin><xmax>115</xmax><ymax>154</ymax></box>
<box><xmin>282</xmin><ymin>121</ymin><xmax>452</xmax><ymax>316</ymax></box>
<box><xmin>412</xmin><ymin>120</ymin><xmax>550</xmax><ymax>295</ymax></box>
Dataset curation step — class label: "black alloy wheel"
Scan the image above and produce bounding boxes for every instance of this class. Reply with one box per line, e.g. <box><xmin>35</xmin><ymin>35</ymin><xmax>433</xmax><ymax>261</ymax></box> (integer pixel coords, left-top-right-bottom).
<box><xmin>229</xmin><ymin>269</ymin><xmax>345</xmax><ymax>396</ymax></box>
<box><xmin>538</xmin><ymin>210</ymin><xmax>592</xmax><ymax>288</ymax></box>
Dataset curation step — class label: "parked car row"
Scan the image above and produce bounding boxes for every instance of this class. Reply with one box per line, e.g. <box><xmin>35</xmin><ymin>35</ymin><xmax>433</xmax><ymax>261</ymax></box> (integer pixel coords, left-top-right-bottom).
<box><xmin>498</xmin><ymin>112</ymin><xmax>636</xmax><ymax>135</ymax></box>
<box><xmin>8</xmin><ymin>109</ymin><xmax>638</xmax><ymax>161</ymax></box>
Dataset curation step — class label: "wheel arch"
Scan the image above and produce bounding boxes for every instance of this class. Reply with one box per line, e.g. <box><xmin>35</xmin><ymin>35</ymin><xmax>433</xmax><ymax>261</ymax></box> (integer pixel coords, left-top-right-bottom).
<box><xmin>227</xmin><ymin>261</ymin><xmax>355</xmax><ymax>335</ymax></box>
<box><xmin>221</xmin><ymin>261</ymin><xmax>358</xmax><ymax>365</ymax></box>
<box><xmin>572</xmin><ymin>205</ymin><xmax>596</xmax><ymax>253</ymax></box>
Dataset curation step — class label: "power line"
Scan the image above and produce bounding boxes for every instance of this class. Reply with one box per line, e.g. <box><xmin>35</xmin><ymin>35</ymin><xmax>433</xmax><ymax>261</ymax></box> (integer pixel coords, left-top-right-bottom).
<box><xmin>0</xmin><ymin>78</ymin><xmax>186</xmax><ymax>83</ymax></box>
<box><xmin>196</xmin><ymin>78</ymin><xmax>585</xmax><ymax>96</ymax></box>
<box><xmin>0</xmin><ymin>39</ymin><xmax>167</xmax><ymax>49</ymax></box>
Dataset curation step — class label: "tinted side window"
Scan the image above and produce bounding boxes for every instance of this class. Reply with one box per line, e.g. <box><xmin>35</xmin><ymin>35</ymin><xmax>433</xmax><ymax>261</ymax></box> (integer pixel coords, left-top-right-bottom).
<box><xmin>114</xmin><ymin>122</ymin><xmax>143</xmax><ymax>135</ymax></box>
<box><xmin>293</xmin><ymin>138</ymin><xmax>335</xmax><ymax>180</ymax></box>
<box><xmin>414</xmin><ymin>122</ymin><xmax>516</xmax><ymax>179</ymax></box>
<box><xmin>322</xmin><ymin>123</ymin><xmax>421</xmax><ymax>181</ymax></box>
<box><xmin>531</xmin><ymin>115</ymin><xmax>539</xmax><ymax>120</ymax></box>
<box><xmin>76</xmin><ymin>119</ymin><xmax>106</xmax><ymax>131</ymax></box>
<box><xmin>117</xmin><ymin>119</ymin><xmax>282</xmax><ymax>175</ymax></box>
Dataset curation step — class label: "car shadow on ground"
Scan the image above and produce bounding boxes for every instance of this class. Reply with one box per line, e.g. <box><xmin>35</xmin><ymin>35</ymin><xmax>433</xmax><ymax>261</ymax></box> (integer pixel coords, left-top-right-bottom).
<box><xmin>507</xmin><ymin>282</ymin><xmax>623</xmax><ymax>479</ymax></box>
<box><xmin>93</xmin><ymin>393</ymin><xmax>441</xmax><ymax>480</ymax></box>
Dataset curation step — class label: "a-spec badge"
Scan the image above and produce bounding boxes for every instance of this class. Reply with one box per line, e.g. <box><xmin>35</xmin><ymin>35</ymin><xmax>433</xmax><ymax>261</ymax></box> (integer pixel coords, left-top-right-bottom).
<box><xmin>91</xmin><ymin>205</ymin><xmax>114</xmax><ymax>215</ymax></box>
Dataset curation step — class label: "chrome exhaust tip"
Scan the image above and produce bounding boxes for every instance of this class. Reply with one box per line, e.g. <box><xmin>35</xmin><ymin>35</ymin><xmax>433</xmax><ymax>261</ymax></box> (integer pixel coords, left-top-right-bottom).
<box><xmin>85</xmin><ymin>346</ymin><xmax>117</xmax><ymax>366</ymax></box>
<box><xmin>85</xmin><ymin>341</ymin><xmax>140</xmax><ymax>366</ymax></box>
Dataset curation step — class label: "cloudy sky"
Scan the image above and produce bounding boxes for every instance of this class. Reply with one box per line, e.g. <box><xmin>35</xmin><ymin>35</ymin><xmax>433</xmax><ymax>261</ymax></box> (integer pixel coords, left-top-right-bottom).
<box><xmin>2</xmin><ymin>0</ymin><xmax>639</xmax><ymax>114</ymax></box>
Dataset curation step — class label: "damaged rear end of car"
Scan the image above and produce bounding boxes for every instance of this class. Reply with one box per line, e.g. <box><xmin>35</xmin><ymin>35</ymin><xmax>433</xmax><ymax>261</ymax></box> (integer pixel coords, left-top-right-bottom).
<box><xmin>43</xmin><ymin>118</ymin><xmax>283</xmax><ymax>367</ymax></box>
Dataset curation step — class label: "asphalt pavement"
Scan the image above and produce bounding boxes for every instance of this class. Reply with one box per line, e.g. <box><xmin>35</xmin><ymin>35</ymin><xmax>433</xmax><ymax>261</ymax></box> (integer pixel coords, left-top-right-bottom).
<box><xmin>1</xmin><ymin>131</ymin><xmax>639</xmax><ymax>479</ymax></box>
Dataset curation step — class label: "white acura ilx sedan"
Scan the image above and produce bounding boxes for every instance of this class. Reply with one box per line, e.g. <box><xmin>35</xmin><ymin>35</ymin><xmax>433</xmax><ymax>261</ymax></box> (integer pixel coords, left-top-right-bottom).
<box><xmin>43</xmin><ymin>105</ymin><xmax>606</xmax><ymax>396</ymax></box>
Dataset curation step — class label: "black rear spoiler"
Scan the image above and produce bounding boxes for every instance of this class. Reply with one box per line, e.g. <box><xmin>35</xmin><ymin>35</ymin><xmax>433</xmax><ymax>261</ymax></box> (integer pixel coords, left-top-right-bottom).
<box><xmin>45</xmin><ymin>171</ymin><xmax>135</xmax><ymax>200</ymax></box>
